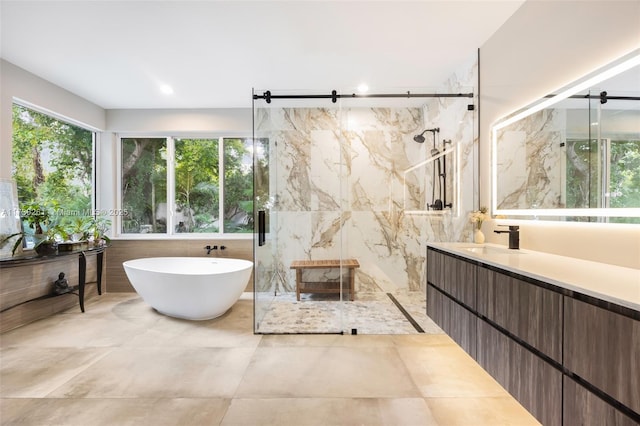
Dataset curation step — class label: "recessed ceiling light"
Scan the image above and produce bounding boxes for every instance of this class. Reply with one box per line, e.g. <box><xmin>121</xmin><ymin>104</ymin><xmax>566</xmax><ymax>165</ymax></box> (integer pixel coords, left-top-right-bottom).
<box><xmin>160</xmin><ymin>84</ymin><xmax>174</xmax><ymax>95</ymax></box>
<box><xmin>357</xmin><ymin>83</ymin><xmax>369</xmax><ymax>94</ymax></box>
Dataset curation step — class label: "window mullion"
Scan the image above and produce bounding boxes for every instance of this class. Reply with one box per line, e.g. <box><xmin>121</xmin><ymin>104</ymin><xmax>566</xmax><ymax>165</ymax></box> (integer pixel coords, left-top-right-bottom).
<box><xmin>219</xmin><ymin>137</ymin><xmax>225</xmax><ymax>234</ymax></box>
<box><xmin>115</xmin><ymin>134</ymin><xmax>122</xmax><ymax>235</ymax></box>
<box><xmin>167</xmin><ymin>137</ymin><xmax>176</xmax><ymax>235</ymax></box>
<box><xmin>92</xmin><ymin>132</ymin><xmax>97</xmax><ymax>213</ymax></box>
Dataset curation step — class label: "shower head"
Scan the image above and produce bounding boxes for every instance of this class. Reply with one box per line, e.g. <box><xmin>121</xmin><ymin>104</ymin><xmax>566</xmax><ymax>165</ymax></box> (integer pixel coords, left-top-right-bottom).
<box><xmin>413</xmin><ymin>127</ymin><xmax>440</xmax><ymax>144</ymax></box>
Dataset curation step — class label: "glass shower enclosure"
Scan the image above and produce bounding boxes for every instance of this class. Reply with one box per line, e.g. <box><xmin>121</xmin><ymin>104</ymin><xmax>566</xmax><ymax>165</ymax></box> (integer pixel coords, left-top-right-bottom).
<box><xmin>252</xmin><ymin>88</ymin><xmax>476</xmax><ymax>334</ymax></box>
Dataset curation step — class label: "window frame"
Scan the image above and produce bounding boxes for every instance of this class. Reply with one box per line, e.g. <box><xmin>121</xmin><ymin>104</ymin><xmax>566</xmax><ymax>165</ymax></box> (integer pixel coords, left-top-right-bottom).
<box><xmin>11</xmin><ymin>100</ymin><xmax>98</xmax><ymax>232</ymax></box>
<box><xmin>115</xmin><ymin>134</ymin><xmax>253</xmax><ymax>240</ymax></box>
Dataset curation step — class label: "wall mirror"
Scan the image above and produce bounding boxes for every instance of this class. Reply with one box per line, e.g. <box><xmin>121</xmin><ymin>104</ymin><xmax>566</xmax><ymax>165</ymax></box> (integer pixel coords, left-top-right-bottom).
<box><xmin>492</xmin><ymin>49</ymin><xmax>640</xmax><ymax>223</ymax></box>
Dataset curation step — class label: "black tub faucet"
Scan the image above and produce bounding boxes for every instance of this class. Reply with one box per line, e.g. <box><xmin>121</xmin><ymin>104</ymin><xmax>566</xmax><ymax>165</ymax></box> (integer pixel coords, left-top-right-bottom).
<box><xmin>494</xmin><ymin>225</ymin><xmax>520</xmax><ymax>249</ymax></box>
<box><xmin>205</xmin><ymin>245</ymin><xmax>218</xmax><ymax>255</ymax></box>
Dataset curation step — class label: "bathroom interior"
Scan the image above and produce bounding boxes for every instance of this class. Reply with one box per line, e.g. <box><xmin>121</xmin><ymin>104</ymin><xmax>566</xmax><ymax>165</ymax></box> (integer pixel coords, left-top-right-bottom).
<box><xmin>1</xmin><ymin>1</ymin><xmax>639</xmax><ymax>425</ymax></box>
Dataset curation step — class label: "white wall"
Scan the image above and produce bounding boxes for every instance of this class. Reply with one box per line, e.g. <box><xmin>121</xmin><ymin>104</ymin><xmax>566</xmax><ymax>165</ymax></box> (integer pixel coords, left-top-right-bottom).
<box><xmin>105</xmin><ymin>108</ymin><xmax>251</xmax><ymax>134</ymax></box>
<box><xmin>0</xmin><ymin>60</ymin><xmax>106</xmax><ymax>179</ymax></box>
<box><xmin>480</xmin><ymin>0</ymin><xmax>640</xmax><ymax>269</ymax></box>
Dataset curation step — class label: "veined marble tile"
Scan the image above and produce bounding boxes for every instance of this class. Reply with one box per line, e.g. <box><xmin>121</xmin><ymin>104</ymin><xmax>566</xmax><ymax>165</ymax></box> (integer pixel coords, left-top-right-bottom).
<box><xmin>254</xmin><ymin>58</ymin><xmax>478</xmax><ymax>302</ymax></box>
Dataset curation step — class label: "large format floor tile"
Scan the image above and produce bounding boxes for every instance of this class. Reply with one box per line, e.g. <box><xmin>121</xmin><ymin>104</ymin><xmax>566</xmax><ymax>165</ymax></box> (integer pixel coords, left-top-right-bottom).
<box><xmin>427</xmin><ymin>397</ymin><xmax>540</xmax><ymax>425</ymax></box>
<box><xmin>0</xmin><ymin>347</ymin><xmax>112</xmax><ymax>398</ymax></box>
<box><xmin>1</xmin><ymin>397</ymin><xmax>230</xmax><ymax>426</ymax></box>
<box><xmin>235</xmin><ymin>345</ymin><xmax>420</xmax><ymax>398</ymax></box>
<box><xmin>0</xmin><ymin>292</ymin><xmax>540</xmax><ymax>425</ymax></box>
<box><xmin>398</xmin><ymin>343</ymin><xmax>509</xmax><ymax>398</ymax></box>
<box><xmin>47</xmin><ymin>347</ymin><xmax>256</xmax><ymax>398</ymax></box>
<box><xmin>221</xmin><ymin>398</ymin><xmax>438</xmax><ymax>425</ymax></box>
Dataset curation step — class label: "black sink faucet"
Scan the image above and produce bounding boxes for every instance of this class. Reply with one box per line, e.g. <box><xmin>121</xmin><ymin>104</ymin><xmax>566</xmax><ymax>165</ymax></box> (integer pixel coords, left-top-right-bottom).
<box><xmin>494</xmin><ymin>225</ymin><xmax>520</xmax><ymax>250</ymax></box>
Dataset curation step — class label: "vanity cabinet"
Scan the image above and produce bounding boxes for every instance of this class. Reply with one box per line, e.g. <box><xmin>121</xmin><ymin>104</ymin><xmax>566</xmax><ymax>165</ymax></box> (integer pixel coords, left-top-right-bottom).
<box><xmin>426</xmin><ymin>246</ymin><xmax>640</xmax><ymax>426</ymax></box>
<box><xmin>563</xmin><ymin>297</ymin><xmax>640</xmax><ymax>415</ymax></box>
<box><xmin>476</xmin><ymin>267</ymin><xmax>562</xmax><ymax>363</ymax></box>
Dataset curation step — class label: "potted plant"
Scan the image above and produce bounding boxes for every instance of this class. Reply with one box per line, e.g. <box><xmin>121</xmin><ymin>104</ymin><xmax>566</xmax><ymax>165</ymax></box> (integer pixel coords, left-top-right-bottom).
<box><xmin>89</xmin><ymin>216</ymin><xmax>111</xmax><ymax>246</ymax></box>
<box><xmin>0</xmin><ymin>201</ymin><xmax>59</xmax><ymax>256</ymax></box>
<box><xmin>57</xmin><ymin>216</ymin><xmax>93</xmax><ymax>251</ymax></box>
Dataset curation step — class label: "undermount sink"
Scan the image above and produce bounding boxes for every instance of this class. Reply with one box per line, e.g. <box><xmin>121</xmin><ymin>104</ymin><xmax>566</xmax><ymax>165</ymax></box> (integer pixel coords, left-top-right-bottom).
<box><xmin>462</xmin><ymin>246</ymin><xmax>523</xmax><ymax>255</ymax></box>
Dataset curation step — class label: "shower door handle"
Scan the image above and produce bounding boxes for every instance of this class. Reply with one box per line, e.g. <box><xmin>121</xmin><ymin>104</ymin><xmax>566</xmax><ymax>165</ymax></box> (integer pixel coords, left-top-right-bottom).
<box><xmin>258</xmin><ymin>210</ymin><xmax>266</xmax><ymax>246</ymax></box>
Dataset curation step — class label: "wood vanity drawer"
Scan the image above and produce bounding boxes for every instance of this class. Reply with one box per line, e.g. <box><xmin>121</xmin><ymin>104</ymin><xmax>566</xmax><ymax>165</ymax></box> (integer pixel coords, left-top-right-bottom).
<box><xmin>426</xmin><ymin>248</ymin><xmax>444</xmax><ymax>289</ymax></box>
<box><xmin>563</xmin><ymin>376</ymin><xmax>638</xmax><ymax>426</ymax></box>
<box><xmin>427</xmin><ymin>249</ymin><xmax>476</xmax><ymax>310</ymax></box>
<box><xmin>477</xmin><ymin>318</ymin><xmax>562</xmax><ymax>426</ymax></box>
<box><xmin>427</xmin><ymin>284</ymin><xmax>476</xmax><ymax>357</ymax></box>
<box><xmin>563</xmin><ymin>297</ymin><xmax>640</xmax><ymax>415</ymax></box>
<box><xmin>476</xmin><ymin>267</ymin><xmax>562</xmax><ymax>363</ymax></box>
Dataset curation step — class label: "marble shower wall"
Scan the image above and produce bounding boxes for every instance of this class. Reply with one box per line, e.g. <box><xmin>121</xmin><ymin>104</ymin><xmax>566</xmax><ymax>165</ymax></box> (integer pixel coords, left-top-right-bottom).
<box><xmin>254</xmin><ymin>61</ymin><xmax>478</xmax><ymax>295</ymax></box>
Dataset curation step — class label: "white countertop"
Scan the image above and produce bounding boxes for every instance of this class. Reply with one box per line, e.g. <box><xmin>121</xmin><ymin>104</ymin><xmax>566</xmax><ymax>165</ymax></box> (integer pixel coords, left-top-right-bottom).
<box><xmin>427</xmin><ymin>242</ymin><xmax>640</xmax><ymax>313</ymax></box>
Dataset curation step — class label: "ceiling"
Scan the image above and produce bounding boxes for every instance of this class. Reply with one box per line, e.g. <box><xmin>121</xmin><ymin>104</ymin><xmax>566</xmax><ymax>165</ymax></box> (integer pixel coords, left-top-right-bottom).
<box><xmin>0</xmin><ymin>1</ymin><xmax>525</xmax><ymax>109</ymax></box>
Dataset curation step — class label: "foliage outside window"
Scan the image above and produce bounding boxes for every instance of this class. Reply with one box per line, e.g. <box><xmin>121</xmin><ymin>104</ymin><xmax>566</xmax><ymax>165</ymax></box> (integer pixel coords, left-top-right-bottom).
<box><xmin>121</xmin><ymin>138</ymin><xmax>167</xmax><ymax>234</ymax></box>
<box><xmin>565</xmin><ymin>138</ymin><xmax>640</xmax><ymax>223</ymax></box>
<box><xmin>223</xmin><ymin>138</ymin><xmax>255</xmax><ymax>233</ymax></box>
<box><xmin>11</xmin><ymin>104</ymin><xmax>94</xmax><ymax>243</ymax></box>
<box><xmin>120</xmin><ymin>137</ymin><xmax>253</xmax><ymax>235</ymax></box>
<box><xmin>609</xmin><ymin>140</ymin><xmax>640</xmax><ymax>208</ymax></box>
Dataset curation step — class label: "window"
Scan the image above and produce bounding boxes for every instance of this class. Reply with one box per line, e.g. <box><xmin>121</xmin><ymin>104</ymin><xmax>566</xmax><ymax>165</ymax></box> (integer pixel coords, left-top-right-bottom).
<box><xmin>121</xmin><ymin>138</ymin><xmax>167</xmax><ymax>233</ymax></box>
<box><xmin>174</xmin><ymin>138</ymin><xmax>219</xmax><ymax>233</ymax></box>
<box><xmin>119</xmin><ymin>136</ymin><xmax>253</xmax><ymax>236</ymax></box>
<box><xmin>11</xmin><ymin>103</ymin><xmax>95</xmax><ymax>242</ymax></box>
<box><xmin>222</xmin><ymin>138</ymin><xmax>254</xmax><ymax>233</ymax></box>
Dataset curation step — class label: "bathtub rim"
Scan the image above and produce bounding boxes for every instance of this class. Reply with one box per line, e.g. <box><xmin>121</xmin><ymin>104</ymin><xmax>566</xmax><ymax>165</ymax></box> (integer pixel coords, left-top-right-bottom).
<box><xmin>122</xmin><ymin>257</ymin><xmax>253</xmax><ymax>276</ymax></box>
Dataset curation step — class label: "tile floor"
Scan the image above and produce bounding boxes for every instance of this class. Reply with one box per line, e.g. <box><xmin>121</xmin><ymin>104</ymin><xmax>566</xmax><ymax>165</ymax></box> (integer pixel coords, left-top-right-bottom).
<box><xmin>0</xmin><ymin>293</ymin><xmax>541</xmax><ymax>425</ymax></box>
<box><xmin>256</xmin><ymin>291</ymin><xmax>441</xmax><ymax>334</ymax></box>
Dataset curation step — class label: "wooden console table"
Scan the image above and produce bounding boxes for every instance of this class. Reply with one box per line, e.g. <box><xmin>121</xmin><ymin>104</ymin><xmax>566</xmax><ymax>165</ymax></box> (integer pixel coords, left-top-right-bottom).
<box><xmin>290</xmin><ymin>259</ymin><xmax>359</xmax><ymax>301</ymax></box>
<box><xmin>0</xmin><ymin>245</ymin><xmax>107</xmax><ymax>332</ymax></box>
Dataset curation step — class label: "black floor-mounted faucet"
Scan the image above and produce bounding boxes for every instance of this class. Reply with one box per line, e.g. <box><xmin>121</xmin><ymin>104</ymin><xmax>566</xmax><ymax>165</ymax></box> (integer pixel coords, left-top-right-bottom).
<box><xmin>494</xmin><ymin>225</ymin><xmax>520</xmax><ymax>249</ymax></box>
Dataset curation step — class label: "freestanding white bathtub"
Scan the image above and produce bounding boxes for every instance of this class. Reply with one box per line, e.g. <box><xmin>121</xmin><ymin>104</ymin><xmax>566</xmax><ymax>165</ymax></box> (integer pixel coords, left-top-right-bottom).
<box><xmin>123</xmin><ymin>257</ymin><xmax>253</xmax><ymax>320</ymax></box>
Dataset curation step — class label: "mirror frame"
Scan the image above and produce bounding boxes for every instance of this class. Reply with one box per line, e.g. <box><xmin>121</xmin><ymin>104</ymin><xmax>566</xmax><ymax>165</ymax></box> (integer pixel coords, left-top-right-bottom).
<box><xmin>491</xmin><ymin>48</ymin><xmax>640</xmax><ymax>220</ymax></box>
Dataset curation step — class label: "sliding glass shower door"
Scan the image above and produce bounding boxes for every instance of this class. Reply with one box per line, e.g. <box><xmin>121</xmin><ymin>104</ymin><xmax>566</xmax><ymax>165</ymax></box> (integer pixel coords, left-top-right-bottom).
<box><xmin>253</xmin><ymin>91</ymin><xmax>348</xmax><ymax>334</ymax></box>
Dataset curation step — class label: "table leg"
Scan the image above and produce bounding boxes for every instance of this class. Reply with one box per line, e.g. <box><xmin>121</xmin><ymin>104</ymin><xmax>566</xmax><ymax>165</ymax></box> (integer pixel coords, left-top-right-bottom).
<box><xmin>349</xmin><ymin>268</ymin><xmax>355</xmax><ymax>301</ymax></box>
<box><xmin>296</xmin><ymin>269</ymin><xmax>302</xmax><ymax>301</ymax></box>
<box><xmin>96</xmin><ymin>251</ymin><xmax>104</xmax><ymax>295</ymax></box>
<box><xmin>78</xmin><ymin>252</ymin><xmax>86</xmax><ymax>313</ymax></box>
